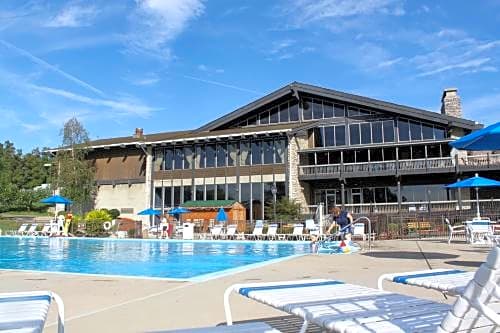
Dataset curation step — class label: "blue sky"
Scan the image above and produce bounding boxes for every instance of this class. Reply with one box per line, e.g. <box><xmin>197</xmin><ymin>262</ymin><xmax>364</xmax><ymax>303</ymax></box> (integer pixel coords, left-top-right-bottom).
<box><xmin>0</xmin><ymin>0</ymin><xmax>499</xmax><ymax>152</ymax></box>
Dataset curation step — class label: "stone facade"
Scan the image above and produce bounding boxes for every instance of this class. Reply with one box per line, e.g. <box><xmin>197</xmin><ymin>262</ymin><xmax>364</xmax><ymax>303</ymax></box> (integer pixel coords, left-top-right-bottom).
<box><xmin>441</xmin><ymin>88</ymin><xmax>462</xmax><ymax>118</ymax></box>
<box><xmin>287</xmin><ymin>131</ymin><xmax>310</xmax><ymax>209</ymax></box>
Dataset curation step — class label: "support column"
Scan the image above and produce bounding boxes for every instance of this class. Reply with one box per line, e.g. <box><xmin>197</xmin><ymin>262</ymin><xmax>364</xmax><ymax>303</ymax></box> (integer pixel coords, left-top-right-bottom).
<box><xmin>145</xmin><ymin>146</ymin><xmax>154</xmax><ymax>229</ymax></box>
<box><xmin>397</xmin><ymin>178</ymin><xmax>402</xmax><ymax>213</ymax></box>
<box><xmin>341</xmin><ymin>181</ymin><xmax>345</xmax><ymax>209</ymax></box>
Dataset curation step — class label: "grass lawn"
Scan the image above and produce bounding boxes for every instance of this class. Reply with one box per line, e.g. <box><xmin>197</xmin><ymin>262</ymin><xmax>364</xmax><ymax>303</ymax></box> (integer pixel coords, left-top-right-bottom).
<box><xmin>0</xmin><ymin>219</ymin><xmax>19</xmax><ymax>233</ymax></box>
<box><xmin>0</xmin><ymin>210</ymin><xmax>49</xmax><ymax>217</ymax></box>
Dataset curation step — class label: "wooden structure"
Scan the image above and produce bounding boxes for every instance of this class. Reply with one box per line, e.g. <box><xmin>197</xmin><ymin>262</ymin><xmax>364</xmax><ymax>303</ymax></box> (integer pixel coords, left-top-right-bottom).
<box><xmin>181</xmin><ymin>200</ymin><xmax>247</xmax><ymax>232</ymax></box>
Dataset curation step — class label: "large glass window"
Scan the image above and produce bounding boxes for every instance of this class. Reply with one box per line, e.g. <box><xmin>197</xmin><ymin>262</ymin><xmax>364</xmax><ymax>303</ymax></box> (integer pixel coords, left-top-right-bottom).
<box><xmin>348</xmin><ymin>106</ymin><xmax>360</xmax><ymax>116</ymax></box>
<box><xmin>240</xmin><ymin>141</ymin><xmax>250</xmax><ymax>166</ymax></box>
<box><xmin>313</xmin><ymin>127</ymin><xmax>324</xmax><ymax>147</ymax></box>
<box><xmin>228</xmin><ymin>143</ymin><xmax>237</xmax><ymax>166</ymax></box>
<box><xmin>398</xmin><ymin>146</ymin><xmax>411</xmax><ymax>160</ymax></box>
<box><xmin>289</xmin><ymin>100</ymin><xmax>299</xmax><ymax>121</ymax></box>
<box><xmin>216</xmin><ymin>143</ymin><xmax>226</xmax><ymax>167</ymax></box>
<box><xmin>173</xmin><ymin>186</ymin><xmax>181</xmax><ymax>206</ymax></box>
<box><xmin>372</xmin><ymin>122</ymin><xmax>383</xmax><ymax>144</ymax></box>
<box><xmin>227</xmin><ymin>183</ymin><xmax>238</xmax><ymax>200</ymax></box>
<box><xmin>260</xmin><ymin>111</ymin><xmax>269</xmax><ymax>125</ymax></box>
<box><xmin>164</xmin><ymin>187</ymin><xmax>172</xmax><ymax>207</ymax></box>
<box><xmin>329</xmin><ymin>151</ymin><xmax>341</xmax><ymax>164</ymax></box>
<box><xmin>434</xmin><ymin>127</ymin><xmax>446</xmax><ymax>140</ymax></box>
<box><xmin>174</xmin><ymin>148</ymin><xmax>183</xmax><ymax>169</ymax></box>
<box><xmin>205</xmin><ymin>144</ymin><xmax>216</xmax><ymax>168</ymax></box>
<box><xmin>370</xmin><ymin>148</ymin><xmax>383</xmax><ymax>161</ymax></box>
<box><xmin>343</xmin><ymin>150</ymin><xmax>355</xmax><ymax>163</ymax></box>
<box><xmin>164</xmin><ymin>149</ymin><xmax>173</xmax><ymax>170</ymax></box>
<box><xmin>323</xmin><ymin>101</ymin><xmax>334</xmax><ymax>118</ymax></box>
<box><xmin>363</xmin><ymin>188</ymin><xmax>374</xmax><ymax>203</ymax></box>
<box><xmin>325</xmin><ymin>126</ymin><xmax>335</xmax><ymax>146</ymax></box>
<box><xmin>334</xmin><ymin>104</ymin><xmax>345</xmax><ymax>117</ymax></box>
<box><xmin>398</xmin><ymin>120</ymin><xmax>410</xmax><ymax>141</ymax></box>
<box><xmin>422</xmin><ymin>124</ymin><xmax>434</xmax><ymax>140</ymax></box>
<box><xmin>195</xmin><ymin>185</ymin><xmax>204</xmax><ymax>201</ymax></box>
<box><xmin>154</xmin><ymin>187</ymin><xmax>163</xmax><ymax>207</ymax></box>
<box><xmin>195</xmin><ymin>145</ymin><xmax>205</xmax><ymax>169</ymax></box>
<box><xmin>355</xmin><ymin>149</ymin><xmax>369</xmax><ymax>163</ymax></box>
<box><xmin>184</xmin><ymin>147</ymin><xmax>192</xmax><ymax>169</ymax></box>
<box><xmin>275</xmin><ymin>138</ymin><xmax>285</xmax><ymax>164</ymax></box>
<box><xmin>383</xmin><ymin>120</ymin><xmax>395</xmax><ymax>142</ymax></box>
<box><xmin>216</xmin><ymin>184</ymin><xmax>225</xmax><ymax>200</ymax></box>
<box><xmin>312</xmin><ymin>99</ymin><xmax>323</xmax><ymax>119</ymax></box>
<box><xmin>360</xmin><ymin>123</ymin><xmax>371</xmax><ymax>144</ymax></box>
<box><xmin>154</xmin><ymin>149</ymin><xmax>164</xmax><ymax>171</ymax></box>
<box><xmin>269</xmin><ymin>107</ymin><xmax>279</xmax><ymax>124</ymax></box>
<box><xmin>383</xmin><ymin>147</ymin><xmax>396</xmax><ymax>161</ymax></box>
<box><xmin>375</xmin><ymin>188</ymin><xmax>386</xmax><ymax>203</ymax></box>
<box><xmin>349</xmin><ymin>124</ymin><xmax>360</xmax><ymax>145</ymax></box>
<box><xmin>263</xmin><ymin>140</ymin><xmax>274</xmax><ymax>164</ymax></box>
<box><xmin>410</xmin><ymin>121</ymin><xmax>422</xmax><ymax>141</ymax></box>
<box><xmin>183</xmin><ymin>186</ymin><xmax>192</xmax><ymax>202</ymax></box>
<box><xmin>427</xmin><ymin>144</ymin><xmax>441</xmax><ymax>158</ymax></box>
<box><xmin>248</xmin><ymin>116</ymin><xmax>257</xmax><ymax>126</ymax></box>
<box><xmin>279</xmin><ymin>103</ymin><xmax>289</xmax><ymax>122</ymax></box>
<box><xmin>251</xmin><ymin>141</ymin><xmax>262</xmax><ymax>165</ymax></box>
<box><xmin>335</xmin><ymin>125</ymin><xmax>346</xmax><ymax>146</ymax></box>
<box><xmin>205</xmin><ymin>184</ymin><xmax>215</xmax><ymax>200</ymax></box>
<box><xmin>412</xmin><ymin>145</ymin><xmax>425</xmax><ymax>159</ymax></box>
<box><xmin>263</xmin><ymin>183</ymin><xmax>274</xmax><ymax>218</ymax></box>
<box><xmin>252</xmin><ymin>183</ymin><xmax>263</xmax><ymax>220</ymax></box>
<box><xmin>302</xmin><ymin>98</ymin><xmax>312</xmax><ymax>120</ymax></box>
<box><xmin>316</xmin><ymin>152</ymin><xmax>328</xmax><ymax>164</ymax></box>
<box><xmin>240</xmin><ymin>183</ymin><xmax>251</xmax><ymax>217</ymax></box>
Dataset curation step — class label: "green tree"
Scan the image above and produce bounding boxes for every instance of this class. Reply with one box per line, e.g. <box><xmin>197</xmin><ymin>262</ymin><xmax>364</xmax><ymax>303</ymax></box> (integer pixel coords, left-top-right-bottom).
<box><xmin>264</xmin><ymin>197</ymin><xmax>302</xmax><ymax>222</ymax></box>
<box><xmin>53</xmin><ymin>117</ymin><xmax>95</xmax><ymax>214</ymax></box>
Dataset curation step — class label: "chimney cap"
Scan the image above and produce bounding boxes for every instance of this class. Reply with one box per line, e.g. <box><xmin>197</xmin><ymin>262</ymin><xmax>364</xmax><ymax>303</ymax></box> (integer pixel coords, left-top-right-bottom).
<box><xmin>134</xmin><ymin>127</ymin><xmax>144</xmax><ymax>138</ymax></box>
<box><xmin>442</xmin><ymin>87</ymin><xmax>458</xmax><ymax>100</ymax></box>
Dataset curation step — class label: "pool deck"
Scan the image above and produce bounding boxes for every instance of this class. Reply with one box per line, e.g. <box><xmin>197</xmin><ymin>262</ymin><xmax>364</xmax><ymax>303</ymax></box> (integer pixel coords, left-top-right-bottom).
<box><xmin>0</xmin><ymin>239</ymin><xmax>491</xmax><ymax>332</ymax></box>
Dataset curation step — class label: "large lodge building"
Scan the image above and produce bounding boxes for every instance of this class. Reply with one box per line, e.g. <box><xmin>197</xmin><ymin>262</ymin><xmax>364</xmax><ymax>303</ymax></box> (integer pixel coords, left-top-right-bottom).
<box><xmin>83</xmin><ymin>82</ymin><xmax>500</xmax><ymax>228</ymax></box>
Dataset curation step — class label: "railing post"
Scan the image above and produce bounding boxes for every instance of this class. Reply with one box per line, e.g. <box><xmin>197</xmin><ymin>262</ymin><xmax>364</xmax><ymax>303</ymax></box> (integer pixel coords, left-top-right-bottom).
<box><xmin>487</xmin><ymin>152</ymin><xmax>490</xmax><ymax>168</ymax></box>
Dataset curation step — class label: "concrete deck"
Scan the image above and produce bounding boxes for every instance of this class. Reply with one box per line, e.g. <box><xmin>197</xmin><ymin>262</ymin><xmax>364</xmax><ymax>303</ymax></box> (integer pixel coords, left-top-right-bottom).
<box><xmin>0</xmin><ymin>239</ymin><xmax>491</xmax><ymax>332</ymax></box>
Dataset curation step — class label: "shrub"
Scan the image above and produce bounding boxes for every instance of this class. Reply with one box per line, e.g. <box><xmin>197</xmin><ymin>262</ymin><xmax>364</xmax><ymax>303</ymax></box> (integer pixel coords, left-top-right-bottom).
<box><xmin>85</xmin><ymin>209</ymin><xmax>112</xmax><ymax>222</ymax></box>
<box><xmin>108</xmin><ymin>209</ymin><xmax>120</xmax><ymax>220</ymax></box>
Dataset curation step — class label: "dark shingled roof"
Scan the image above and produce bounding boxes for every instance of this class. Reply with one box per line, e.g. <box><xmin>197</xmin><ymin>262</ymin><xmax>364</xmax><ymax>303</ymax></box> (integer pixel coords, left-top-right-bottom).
<box><xmin>182</xmin><ymin>200</ymin><xmax>238</xmax><ymax>208</ymax></box>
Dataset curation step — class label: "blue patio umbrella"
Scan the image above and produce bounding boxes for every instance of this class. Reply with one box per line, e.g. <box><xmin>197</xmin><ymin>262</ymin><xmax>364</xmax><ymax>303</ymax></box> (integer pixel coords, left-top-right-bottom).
<box><xmin>450</xmin><ymin>122</ymin><xmax>500</xmax><ymax>151</ymax></box>
<box><xmin>138</xmin><ymin>208</ymin><xmax>162</xmax><ymax>216</ymax></box>
<box><xmin>446</xmin><ymin>174</ymin><xmax>500</xmax><ymax>218</ymax></box>
<box><xmin>216</xmin><ymin>207</ymin><xmax>228</xmax><ymax>223</ymax></box>
<box><xmin>169</xmin><ymin>207</ymin><xmax>190</xmax><ymax>215</ymax></box>
<box><xmin>40</xmin><ymin>195</ymin><xmax>72</xmax><ymax>218</ymax></box>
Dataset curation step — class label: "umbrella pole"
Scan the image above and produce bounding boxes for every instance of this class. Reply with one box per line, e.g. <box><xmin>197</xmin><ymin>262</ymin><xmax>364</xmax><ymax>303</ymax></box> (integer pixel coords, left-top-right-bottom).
<box><xmin>476</xmin><ymin>187</ymin><xmax>481</xmax><ymax>219</ymax></box>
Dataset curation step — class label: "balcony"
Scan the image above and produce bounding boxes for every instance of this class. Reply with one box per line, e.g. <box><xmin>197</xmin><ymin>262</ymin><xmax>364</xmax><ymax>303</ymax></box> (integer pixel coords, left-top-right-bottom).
<box><xmin>298</xmin><ymin>153</ymin><xmax>500</xmax><ymax>180</ymax></box>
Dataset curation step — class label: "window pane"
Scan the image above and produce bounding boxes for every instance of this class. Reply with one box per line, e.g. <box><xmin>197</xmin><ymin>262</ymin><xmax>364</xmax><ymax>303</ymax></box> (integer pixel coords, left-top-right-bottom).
<box><xmin>434</xmin><ymin>127</ymin><xmax>445</xmax><ymax>140</ymax></box>
<box><xmin>334</xmin><ymin>104</ymin><xmax>345</xmax><ymax>117</ymax></box>
<box><xmin>412</xmin><ymin>145</ymin><xmax>425</xmax><ymax>159</ymax></box>
<box><xmin>427</xmin><ymin>144</ymin><xmax>441</xmax><ymax>158</ymax></box>
<box><xmin>370</xmin><ymin>148</ymin><xmax>383</xmax><ymax>161</ymax></box>
<box><xmin>260</xmin><ymin>111</ymin><xmax>269</xmax><ymax>125</ymax></box>
<box><xmin>240</xmin><ymin>183</ymin><xmax>250</xmax><ymax>217</ymax></box>
<box><xmin>216</xmin><ymin>143</ymin><xmax>226</xmax><ymax>167</ymax></box>
<box><xmin>441</xmin><ymin>143</ymin><xmax>451</xmax><ymax>156</ymax></box>
<box><xmin>269</xmin><ymin>107</ymin><xmax>279</xmax><ymax>124</ymax></box>
<box><xmin>173</xmin><ymin>186</ymin><xmax>181</xmax><ymax>206</ymax></box>
<box><xmin>312</xmin><ymin>99</ymin><xmax>323</xmax><ymax>119</ymax></box>
<box><xmin>387</xmin><ymin>187</ymin><xmax>398</xmax><ymax>202</ymax></box>
<box><xmin>279</xmin><ymin>103</ymin><xmax>289</xmax><ymax>122</ymax></box>
<box><xmin>240</xmin><ymin>141</ymin><xmax>250</xmax><ymax>166</ymax></box>
<box><xmin>359</xmin><ymin>109</ymin><xmax>371</xmax><ymax>116</ymax></box>
<box><xmin>325</xmin><ymin>126</ymin><xmax>335</xmax><ymax>146</ymax></box>
<box><xmin>343</xmin><ymin>150</ymin><xmax>355</xmax><ymax>163</ymax></box>
<box><xmin>335</xmin><ymin>125</ymin><xmax>346</xmax><ymax>146</ymax></box>
<box><xmin>195</xmin><ymin>185</ymin><xmax>204</xmax><ymax>201</ymax></box>
<box><xmin>302</xmin><ymin>98</ymin><xmax>312</xmax><ymax>120</ymax></box>
<box><xmin>195</xmin><ymin>145</ymin><xmax>205</xmax><ymax>168</ymax></box>
<box><xmin>154</xmin><ymin>187</ymin><xmax>163</xmax><ymax>208</ymax></box>
<box><xmin>289</xmin><ymin>100</ymin><xmax>299</xmax><ymax>121</ymax></box>
<box><xmin>316</xmin><ymin>152</ymin><xmax>328</xmax><ymax>164</ymax></box>
<box><xmin>227</xmin><ymin>183</ymin><xmax>238</xmax><ymax>200</ymax></box>
<box><xmin>398</xmin><ymin>119</ymin><xmax>410</xmax><ymax>141</ymax></box>
<box><xmin>410</xmin><ymin>121</ymin><xmax>422</xmax><ymax>141</ymax></box>
<box><xmin>360</xmin><ymin>123</ymin><xmax>371</xmax><ymax>144</ymax></box>
<box><xmin>323</xmin><ymin>101</ymin><xmax>334</xmax><ymax>118</ymax></box>
<box><xmin>372</xmin><ymin>122</ymin><xmax>383</xmax><ymax>144</ymax></box>
<box><xmin>164</xmin><ymin>149</ymin><xmax>173</xmax><ymax>170</ymax></box>
<box><xmin>205</xmin><ymin>144</ymin><xmax>215</xmax><ymax>167</ymax></box>
<box><xmin>263</xmin><ymin>183</ymin><xmax>273</xmax><ymax>218</ymax></box>
<box><xmin>375</xmin><ymin>188</ymin><xmax>386</xmax><ymax>203</ymax></box>
<box><xmin>206</xmin><ymin>184</ymin><xmax>215</xmax><ymax>200</ymax></box>
<box><xmin>383</xmin><ymin>120</ymin><xmax>395</xmax><ymax>142</ymax></box>
<box><xmin>252</xmin><ymin>183</ymin><xmax>263</xmax><ymax>220</ymax></box>
<box><xmin>363</xmin><ymin>188</ymin><xmax>374</xmax><ymax>203</ymax></box>
<box><xmin>184</xmin><ymin>147</ymin><xmax>192</xmax><ymax>169</ymax></box>
<box><xmin>228</xmin><ymin>143</ymin><xmax>237</xmax><ymax>166</ymax></box>
<box><xmin>422</xmin><ymin>124</ymin><xmax>434</xmax><ymax>140</ymax></box>
<box><xmin>174</xmin><ymin>148</ymin><xmax>183</xmax><ymax>169</ymax></box>
<box><xmin>349</xmin><ymin>124</ymin><xmax>360</xmax><ymax>145</ymax></box>
<box><xmin>251</xmin><ymin>141</ymin><xmax>262</xmax><ymax>165</ymax></box>
<box><xmin>313</xmin><ymin>127</ymin><xmax>324</xmax><ymax>147</ymax></box>
<box><xmin>183</xmin><ymin>186</ymin><xmax>192</xmax><ymax>203</ymax></box>
<box><xmin>275</xmin><ymin>138</ymin><xmax>285</xmax><ymax>164</ymax></box>
<box><xmin>248</xmin><ymin>116</ymin><xmax>257</xmax><ymax>126</ymax></box>
<box><xmin>348</xmin><ymin>106</ymin><xmax>359</xmax><ymax>116</ymax></box>
<box><xmin>355</xmin><ymin>149</ymin><xmax>369</xmax><ymax>163</ymax></box>
<box><xmin>329</xmin><ymin>151</ymin><xmax>341</xmax><ymax>164</ymax></box>
<box><xmin>399</xmin><ymin>146</ymin><xmax>411</xmax><ymax>160</ymax></box>
<box><xmin>216</xmin><ymin>184</ymin><xmax>225</xmax><ymax>200</ymax></box>
<box><xmin>263</xmin><ymin>140</ymin><xmax>274</xmax><ymax>164</ymax></box>
<box><xmin>154</xmin><ymin>149</ymin><xmax>164</xmax><ymax>171</ymax></box>
<box><xmin>164</xmin><ymin>187</ymin><xmax>172</xmax><ymax>207</ymax></box>
<box><xmin>383</xmin><ymin>147</ymin><xmax>396</xmax><ymax>161</ymax></box>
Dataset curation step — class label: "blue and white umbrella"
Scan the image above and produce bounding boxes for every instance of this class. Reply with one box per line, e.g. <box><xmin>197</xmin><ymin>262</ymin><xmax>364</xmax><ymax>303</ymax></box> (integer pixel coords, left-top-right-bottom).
<box><xmin>446</xmin><ymin>174</ymin><xmax>500</xmax><ymax>218</ymax></box>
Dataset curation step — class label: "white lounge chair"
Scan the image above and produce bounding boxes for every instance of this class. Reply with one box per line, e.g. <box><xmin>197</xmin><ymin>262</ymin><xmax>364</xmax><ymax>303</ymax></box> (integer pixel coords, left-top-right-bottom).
<box><xmin>287</xmin><ymin>223</ymin><xmax>304</xmax><ymax>241</ymax></box>
<box><xmin>377</xmin><ymin>268</ymin><xmax>475</xmax><ymax>296</ymax></box>
<box><xmin>157</xmin><ymin>322</ymin><xmax>280</xmax><ymax>332</ymax></box>
<box><xmin>224</xmin><ymin>246</ymin><xmax>500</xmax><ymax>333</ymax></box>
<box><xmin>466</xmin><ymin>220</ymin><xmax>494</xmax><ymax>244</ymax></box>
<box><xmin>265</xmin><ymin>224</ymin><xmax>278</xmax><ymax>240</ymax></box>
<box><xmin>23</xmin><ymin>224</ymin><xmax>38</xmax><ymax>236</ymax></box>
<box><xmin>445</xmin><ymin>218</ymin><xmax>466</xmax><ymax>244</ymax></box>
<box><xmin>246</xmin><ymin>221</ymin><xmax>264</xmax><ymax>240</ymax></box>
<box><xmin>0</xmin><ymin>290</ymin><xmax>65</xmax><ymax>333</ymax></box>
<box><xmin>305</xmin><ymin>219</ymin><xmax>320</xmax><ymax>240</ymax></box>
<box><xmin>224</xmin><ymin>224</ymin><xmax>237</xmax><ymax>240</ymax></box>
<box><xmin>15</xmin><ymin>223</ymin><xmax>29</xmax><ymax>235</ymax></box>
<box><xmin>210</xmin><ymin>225</ymin><xmax>223</xmax><ymax>240</ymax></box>
<box><xmin>37</xmin><ymin>224</ymin><xmax>52</xmax><ymax>236</ymax></box>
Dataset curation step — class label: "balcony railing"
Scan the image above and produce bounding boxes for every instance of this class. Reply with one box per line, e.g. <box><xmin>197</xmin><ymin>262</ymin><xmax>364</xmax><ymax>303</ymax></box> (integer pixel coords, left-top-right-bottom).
<box><xmin>299</xmin><ymin>153</ymin><xmax>500</xmax><ymax>179</ymax></box>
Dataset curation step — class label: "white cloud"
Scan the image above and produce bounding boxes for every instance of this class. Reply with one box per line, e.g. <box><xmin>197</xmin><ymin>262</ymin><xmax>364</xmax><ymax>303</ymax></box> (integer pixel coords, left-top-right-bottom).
<box><xmin>181</xmin><ymin>75</ymin><xmax>263</xmax><ymax>95</ymax></box>
<box><xmin>417</xmin><ymin>58</ymin><xmax>492</xmax><ymax>77</ymax></box>
<box><xmin>128</xmin><ymin>0</ymin><xmax>205</xmax><ymax>59</ymax></box>
<box><xmin>45</xmin><ymin>4</ymin><xmax>99</xmax><ymax>28</ymax></box>
<box><xmin>285</xmin><ymin>0</ymin><xmax>405</xmax><ymax>26</ymax></box>
<box><xmin>377</xmin><ymin>57</ymin><xmax>403</xmax><ymax>68</ymax></box>
<box><xmin>197</xmin><ymin>64</ymin><xmax>224</xmax><ymax>74</ymax></box>
<box><xmin>124</xmin><ymin>72</ymin><xmax>161</xmax><ymax>86</ymax></box>
<box><xmin>463</xmin><ymin>92</ymin><xmax>500</xmax><ymax>124</ymax></box>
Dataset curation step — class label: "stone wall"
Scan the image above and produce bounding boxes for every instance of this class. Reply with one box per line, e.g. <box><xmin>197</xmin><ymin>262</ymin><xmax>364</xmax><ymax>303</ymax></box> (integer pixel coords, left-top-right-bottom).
<box><xmin>441</xmin><ymin>88</ymin><xmax>462</xmax><ymax>118</ymax></box>
<box><xmin>287</xmin><ymin>131</ymin><xmax>310</xmax><ymax>209</ymax></box>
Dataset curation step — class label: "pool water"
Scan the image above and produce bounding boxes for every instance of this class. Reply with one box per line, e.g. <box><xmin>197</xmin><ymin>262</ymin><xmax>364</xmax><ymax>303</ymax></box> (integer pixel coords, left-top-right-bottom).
<box><xmin>0</xmin><ymin>237</ymin><xmax>310</xmax><ymax>280</ymax></box>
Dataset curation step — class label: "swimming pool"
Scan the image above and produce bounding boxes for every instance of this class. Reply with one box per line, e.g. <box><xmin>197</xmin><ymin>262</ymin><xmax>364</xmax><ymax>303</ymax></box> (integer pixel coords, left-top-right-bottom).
<box><xmin>0</xmin><ymin>237</ymin><xmax>310</xmax><ymax>280</ymax></box>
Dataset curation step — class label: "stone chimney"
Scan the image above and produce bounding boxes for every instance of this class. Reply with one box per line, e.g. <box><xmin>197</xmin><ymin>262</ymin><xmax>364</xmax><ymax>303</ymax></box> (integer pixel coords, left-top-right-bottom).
<box><xmin>133</xmin><ymin>128</ymin><xmax>144</xmax><ymax>139</ymax></box>
<box><xmin>441</xmin><ymin>88</ymin><xmax>462</xmax><ymax>118</ymax></box>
